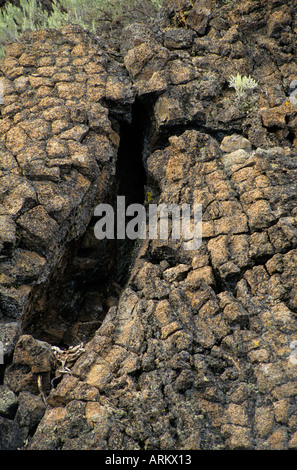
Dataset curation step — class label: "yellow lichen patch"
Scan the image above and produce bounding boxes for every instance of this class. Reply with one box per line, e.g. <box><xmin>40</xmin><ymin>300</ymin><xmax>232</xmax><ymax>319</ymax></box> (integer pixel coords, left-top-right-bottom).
<box><xmin>44</xmin><ymin>406</ymin><xmax>67</xmax><ymax>424</ymax></box>
<box><xmin>85</xmin><ymin>402</ymin><xmax>104</xmax><ymax>425</ymax></box>
<box><xmin>86</xmin><ymin>362</ymin><xmax>113</xmax><ymax>391</ymax></box>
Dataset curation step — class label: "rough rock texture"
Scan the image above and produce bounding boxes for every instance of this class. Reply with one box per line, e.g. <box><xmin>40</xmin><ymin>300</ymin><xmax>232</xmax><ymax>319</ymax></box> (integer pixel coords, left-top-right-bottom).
<box><xmin>1</xmin><ymin>0</ymin><xmax>297</xmax><ymax>450</ymax></box>
<box><xmin>0</xmin><ymin>25</ymin><xmax>131</xmax><ymax>346</ymax></box>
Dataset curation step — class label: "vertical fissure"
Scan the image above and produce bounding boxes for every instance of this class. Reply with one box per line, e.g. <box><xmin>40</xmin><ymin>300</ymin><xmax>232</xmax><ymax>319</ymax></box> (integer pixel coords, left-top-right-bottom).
<box><xmin>113</xmin><ymin>97</ymin><xmax>151</xmax><ymax>285</ymax></box>
<box><xmin>21</xmin><ymin>97</ymin><xmax>152</xmax><ymax>346</ymax></box>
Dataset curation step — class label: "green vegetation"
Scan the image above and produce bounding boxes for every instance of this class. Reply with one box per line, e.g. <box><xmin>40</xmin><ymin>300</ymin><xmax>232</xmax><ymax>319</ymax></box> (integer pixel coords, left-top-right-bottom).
<box><xmin>229</xmin><ymin>73</ymin><xmax>258</xmax><ymax>97</ymax></box>
<box><xmin>0</xmin><ymin>0</ymin><xmax>163</xmax><ymax>59</ymax></box>
<box><xmin>229</xmin><ymin>73</ymin><xmax>259</xmax><ymax>113</ymax></box>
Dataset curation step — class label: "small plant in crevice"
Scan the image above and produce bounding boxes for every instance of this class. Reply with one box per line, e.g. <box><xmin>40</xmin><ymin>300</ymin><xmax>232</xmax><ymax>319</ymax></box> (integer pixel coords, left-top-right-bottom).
<box><xmin>229</xmin><ymin>73</ymin><xmax>259</xmax><ymax>113</ymax></box>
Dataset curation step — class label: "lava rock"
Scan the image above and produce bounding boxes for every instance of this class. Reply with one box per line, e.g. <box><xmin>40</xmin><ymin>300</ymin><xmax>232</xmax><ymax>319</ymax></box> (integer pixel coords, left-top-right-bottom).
<box><xmin>0</xmin><ymin>385</ymin><xmax>18</xmax><ymax>419</ymax></box>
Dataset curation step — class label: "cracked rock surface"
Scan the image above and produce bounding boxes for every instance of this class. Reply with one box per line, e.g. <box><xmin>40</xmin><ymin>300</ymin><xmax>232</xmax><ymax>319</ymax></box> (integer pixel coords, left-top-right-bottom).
<box><xmin>1</xmin><ymin>0</ymin><xmax>297</xmax><ymax>450</ymax></box>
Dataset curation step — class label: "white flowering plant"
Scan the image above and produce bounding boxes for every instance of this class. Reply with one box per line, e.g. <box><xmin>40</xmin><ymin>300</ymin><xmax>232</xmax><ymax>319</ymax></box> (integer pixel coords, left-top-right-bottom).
<box><xmin>229</xmin><ymin>73</ymin><xmax>259</xmax><ymax>112</ymax></box>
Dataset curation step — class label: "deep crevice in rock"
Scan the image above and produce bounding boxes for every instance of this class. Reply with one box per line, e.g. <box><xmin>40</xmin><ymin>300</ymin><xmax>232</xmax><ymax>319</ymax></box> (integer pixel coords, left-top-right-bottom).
<box><xmin>153</xmin><ymin>123</ymin><xmax>243</xmax><ymax>152</ymax></box>
<box><xmin>21</xmin><ymin>98</ymin><xmax>150</xmax><ymax>347</ymax></box>
<box><xmin>113</xmin><ymin>97</ymin><xmax>150</xmax><ymax>285</ymax></box>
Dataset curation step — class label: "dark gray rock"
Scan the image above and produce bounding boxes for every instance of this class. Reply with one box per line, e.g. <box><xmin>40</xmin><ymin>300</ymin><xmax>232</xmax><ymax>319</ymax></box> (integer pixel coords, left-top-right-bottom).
<box><xmin>0</xmin><ymin>385</ymin><xmax>18</xmax><ymax>419</ymax></box>
<box><xmin>0</xmin><ymin>415</ymin><xmax>22</xmax><ymax>450</ymax></box>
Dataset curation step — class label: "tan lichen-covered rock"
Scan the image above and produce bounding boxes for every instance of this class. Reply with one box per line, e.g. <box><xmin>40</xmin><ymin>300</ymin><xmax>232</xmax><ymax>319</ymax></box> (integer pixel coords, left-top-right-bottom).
<box><xmin>0</xmin><ymin>25</ymin><xmax>129</xmax><ymax>328</ymax></box>
<box><xmin>27</xmin><ymin>124</ymin><xmax>297</xmax><ymax>450</ymax></box>
<box><xmin>1</xmin><ymin>0</ymin><xmax>297</xmax><ymax>452</ymax></box>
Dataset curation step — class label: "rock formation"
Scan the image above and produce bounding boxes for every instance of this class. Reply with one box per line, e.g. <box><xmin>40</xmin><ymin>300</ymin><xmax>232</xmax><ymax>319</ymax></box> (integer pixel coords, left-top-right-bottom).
<box><xmin>1</xmin><ymin>0</ymin><xmax>297</xmax><ymax>450</ymax></box>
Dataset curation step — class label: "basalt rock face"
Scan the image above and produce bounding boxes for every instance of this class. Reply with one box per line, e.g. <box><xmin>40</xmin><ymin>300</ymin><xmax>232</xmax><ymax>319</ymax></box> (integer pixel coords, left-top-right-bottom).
<box><xmin>1</xmin><ymin>0</ymin><xmax>297</xmax><ymax>451</ymax></box>
<box><xmin>0</xmin><ymin>25</ymin><xmax>131</xmax><ymax>345</ymax></box>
